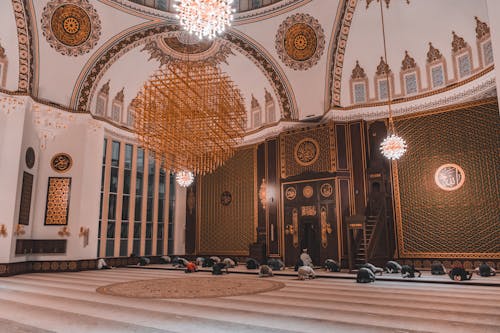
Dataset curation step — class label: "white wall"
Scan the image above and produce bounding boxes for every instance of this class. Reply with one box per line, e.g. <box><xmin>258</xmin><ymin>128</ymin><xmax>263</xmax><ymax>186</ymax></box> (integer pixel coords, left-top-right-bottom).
<box><xmin>486</xmin><ymin>0</ymin><xmax>500</xmax><ymax>107</ymax></box>
<box><xmin>0</xmin><ymin>98</ymin><xmax>26</xmax><ymax>262</ymax></box>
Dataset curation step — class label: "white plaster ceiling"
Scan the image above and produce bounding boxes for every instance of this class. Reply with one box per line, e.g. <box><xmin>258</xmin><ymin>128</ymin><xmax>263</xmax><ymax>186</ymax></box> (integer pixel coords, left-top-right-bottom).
<box><xmin>340</xmin><ymin>0</ymin><xmax>490</xmax><ymax>105</ymax></box>
<box><xmin>0</xmin><ymin>1</ymin><xmax>20</xmax><ymax>91</ymax></box>
<box><xmin>0</xmin><ymin>0</ymin><xmax>496</xmax><ymax>129</ymax></box>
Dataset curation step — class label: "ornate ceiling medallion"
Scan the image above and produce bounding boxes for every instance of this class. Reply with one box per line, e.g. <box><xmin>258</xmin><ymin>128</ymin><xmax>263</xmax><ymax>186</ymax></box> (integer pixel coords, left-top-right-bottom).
<box><xmin>41</xmin><ymin>0</ymin><xmax>101</xmax><ymax>56</ymax></box>
<box><xmin>142</xmin><ymin>32</ymin><xmax>234</xmax><ymax>66</ymax></box>
<box><xmin>275</xmin><ymin>13</ymin><xmax>325</xmax><ymax>71</ymax></box>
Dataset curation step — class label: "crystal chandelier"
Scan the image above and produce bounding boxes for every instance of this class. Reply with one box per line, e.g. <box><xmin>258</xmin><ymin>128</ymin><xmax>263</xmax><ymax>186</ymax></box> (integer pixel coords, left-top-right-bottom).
<box><xmin>174</xmin><ymin>0</ymin><xmax>234</xmax><ymax>40</ymax></box>
<box><xmin>176</xmin><ymin>170</ymin><xmax>194</xmax><ymax>187</ymax></box>
<box><xmin>376</xmin><ymin>0</ymin><xmax>407</xmax><ymax>160</ymax></box>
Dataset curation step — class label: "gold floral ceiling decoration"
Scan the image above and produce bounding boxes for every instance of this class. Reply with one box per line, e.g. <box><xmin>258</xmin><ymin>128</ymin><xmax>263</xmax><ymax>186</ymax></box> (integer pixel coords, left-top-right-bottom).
<box><xmin>134</xmin><ymin>61</ymin><xmax>246</xmax><ymax>175</ymax></box>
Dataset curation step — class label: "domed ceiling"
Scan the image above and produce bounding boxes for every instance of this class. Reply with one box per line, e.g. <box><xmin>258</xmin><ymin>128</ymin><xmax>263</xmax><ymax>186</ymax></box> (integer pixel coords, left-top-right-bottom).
<box><xmin>0</xmin><ymin>0</ymin><xmax>496</xmax><ymax>136</ymax></box>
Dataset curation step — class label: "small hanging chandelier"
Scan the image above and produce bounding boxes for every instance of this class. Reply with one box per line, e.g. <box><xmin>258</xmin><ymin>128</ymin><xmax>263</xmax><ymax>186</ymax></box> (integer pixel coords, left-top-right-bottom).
<box><xmin>174</xmin><ymin>0</ymin><xmax>235</xmax><ymax>40</ymax></box>
<box><xmin>176</xmin><ymin>170</ymin><xmax>194</xmax><ymax>187</ymax></box>
<box><xmin>380</xmin><ymin>132</ymin><xmax>407</xmax><ymax>160</ymax></box>
<box><xmin>376</xmin><ymin>0</ymin><xmax>407</xmax><ymax>160</ymax></box>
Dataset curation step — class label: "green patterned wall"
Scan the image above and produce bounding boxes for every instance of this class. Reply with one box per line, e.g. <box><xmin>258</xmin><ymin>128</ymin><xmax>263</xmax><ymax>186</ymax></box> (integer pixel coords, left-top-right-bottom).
<box><xmin>198</xmin><ymin>148</ymin><xmax>256</xmax><ymax>255</ymax></box>
<box><xmin>394</xmin><ymin>101</ymin><xmax>500</xmax><ymax>258</ymax></box>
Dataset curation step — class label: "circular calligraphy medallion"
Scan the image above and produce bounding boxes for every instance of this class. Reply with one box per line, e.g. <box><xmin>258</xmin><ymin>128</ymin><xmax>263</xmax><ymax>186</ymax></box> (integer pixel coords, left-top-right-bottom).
<box><xmin>303</xmin><ymin>185</ymin><xmax>314</xmax><ymax>199</ymax></box>
<box><xmin>285</xmin><ymin>186</ymin><xmax>297</xmax><ymax>200</ymax></box>
<box><xmin>320</xmin><ymin>183</ymin><xmax>333</xmax><ymax>198</ymax></box>
<box><xmin>294</xmin><ymin>138</ymin><xmax>320</xmax><ymax>166</ymax></box>
<box><xmin>275</xmin><ymin>13</ymin><xmax>325</xmax><ymax>70</ymax></box>
<box><xmin>434</xmin><ymin>164</ymin><xmax>465</xmax><ymax>191</ymax></box>
<box><xmin>221</xmin><ymin>191</ymin><xmax>232</xmax><ymax>206</ymax></box>
<box><xmin>51</xmin><ymin>153</ymin><xmax>72</xmax><ymax>173</ymax></box>
<box><xmin>25</xmin><ymin>147</ymin><xmax>35</xmax><ymax>169</ymax></box>
<box><xmin>41</xmin><ymin>0</ymin><xmax>101</xmax><ymax>56</ymax></box>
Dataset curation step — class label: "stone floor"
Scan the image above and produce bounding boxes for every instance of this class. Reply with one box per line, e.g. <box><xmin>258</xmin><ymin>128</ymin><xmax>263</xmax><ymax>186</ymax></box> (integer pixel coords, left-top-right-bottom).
<box><xmin>0</xmin><ymin>268</ymin><xmax>499</xmax><ymax>333</ymax></box>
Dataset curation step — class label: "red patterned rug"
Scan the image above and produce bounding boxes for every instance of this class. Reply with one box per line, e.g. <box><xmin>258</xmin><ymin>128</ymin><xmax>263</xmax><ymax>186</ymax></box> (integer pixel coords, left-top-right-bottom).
<box><xmin>96</xmin><ymin>276</ymin><xmax>285</xmax><ymax>299</ymax></box>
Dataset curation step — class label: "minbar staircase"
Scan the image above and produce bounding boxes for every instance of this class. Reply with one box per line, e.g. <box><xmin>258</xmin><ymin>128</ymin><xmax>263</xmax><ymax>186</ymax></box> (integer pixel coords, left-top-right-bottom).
<box><xmin>353</xmin><ymin>215</ymin><xmax>378</xmax><ymax>267</ymax></box>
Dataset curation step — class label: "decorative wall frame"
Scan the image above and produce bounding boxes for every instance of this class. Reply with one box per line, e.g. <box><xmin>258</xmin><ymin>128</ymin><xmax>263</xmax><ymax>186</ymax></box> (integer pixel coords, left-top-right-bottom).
<box><xmin>51</xmin><ymin>153</ymin><xmax>72</xmax><ymax>173</ymax></box>
<box><xmin>44</xmin><ymin>177</ymin><xmax>71</xmax><ymax>225</ymax></box>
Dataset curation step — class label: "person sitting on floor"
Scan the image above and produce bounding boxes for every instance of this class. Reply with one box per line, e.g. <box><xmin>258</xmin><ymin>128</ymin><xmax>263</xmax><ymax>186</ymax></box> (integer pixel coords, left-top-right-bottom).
<box><xmin>202</xmin><ymin>257</ymin><xmax>214</xmax><ymax>267</ymax></box>
<box><xmin>267</xmin><ymin>258</ymin><xmax>285</xmax><ymax>271</ymax></box>
<box><xmin>294</xmin><ymin>258</ymin><xmax>304</xmax><ymax>272</ymax></box>
<box><xmin>357</xmin><ymin>267</ymin><xmax>376</xmax><ymax>283</ymax></box>
<box><xmin>431</xmin><ymin>261</ymin><xmax>447</xmax><ymax>275</ymax></box>
<box><xmin>298</xmin><ymin>266</ymin><xmax>316</xmax><ymax>280</ymax></box>
<box><xmin>137</xmin><ymin>257</ymin><xmax>150</xmax><ymax>266</ymax></box>
<box><xmin>184</xmin><ymin>261</ymin><xmax>197</xmax><ymax>273</ymax></box>
<box><xmin>174</xmin><ymin>258</ymin><xmax>189</xmax><ymax>268</ymax></box>
<box><xmin>223</xmin><ymin>258</ymin><xmax>236</xmax><ymax>268</ymax></box>
<box><xmin>97</xmin><ymin>258</ymin><xmax>112</xmax><ymax>269</ymax></box>
<box><xmin>259</xmin><ymin>265</ymin><xmax>274</xmax><ymax>278</ymax></box>
<box><xmin>324</xmin><ymin>259</ymin><xmax>340</xmax><ymax>272</ymax></box>
<box><xmin>384</xmin><ymin>260</ymin><xmax>402</xmax><ymax>274</ymax></box>
<box><xmin>246</xmin><ymin>258</ymin><xmax>259</xmax><ymax>269</ymax></box>
<box><xmin>195</xmin><ymin>257</ymin><xmax>205</xmax><ymax>267</ymax></box>
<box><xmin>300</xmin><ymin>249</ymin><xmax>314</xmax><ymax>268</ymax></box>
<box><xmin>475</xmin><ymin>262</ymin><xmax>496</xmax><ymax>277</ymax></box>
<box><xmin>363</xmin><ymin>263</ymin><xmax>383</xmax><ymax>276</ymax></box>
<box><xmin>212</xmin><ymin>262</ymin><xmax>228</xmax><ymax>275</ymax></box>
<box><xmin>448</xmin><ymin>264</ymin><xmax>473</xmax><ymax>281</ymax></box>
<box><xmin>210</xmin><ymin>256</ymin><xmax>221</xmax><ymax>264</ymax></box>
<box><xmin>401</xmin><ymin>264</ymin><xmax>422</xmax><ymax>278</ymax></box>
<box><xmin>160</xmin><ymin>256</ymin><xmax>171</xmax><ymax>264</ymax></box>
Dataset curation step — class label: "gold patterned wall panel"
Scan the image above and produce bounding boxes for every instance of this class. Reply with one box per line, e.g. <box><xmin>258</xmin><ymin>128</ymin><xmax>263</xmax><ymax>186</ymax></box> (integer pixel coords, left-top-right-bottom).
<box><xmin>45</xmin><ymin>177</ymin><xmax>71</xmax><ymax>225</ymax></box>
<box><xmin>394</xmin><ymin>102</ymin><xmax>500</xmax><ymax>258</ymax></box>
<box><xmin>280</xmin><ymin>123</ymin><xmax>336</xmax><ymax>178</ymax></box>
<box><xmin>198</xmin><ymin>148</ymin><xmax>256</xmax><ymax>255</ymax></box>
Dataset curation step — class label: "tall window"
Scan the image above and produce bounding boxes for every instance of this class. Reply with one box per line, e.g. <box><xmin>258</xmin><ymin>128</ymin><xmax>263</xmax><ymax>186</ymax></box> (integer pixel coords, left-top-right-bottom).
<box><xmin>404</xmin><ymin>73</ymin><xmax>417</xmax><ymax>95</ymax></box>
<box><xmin>431</xmin><ymin>65</ymin><xmax>445</xmax><ymax>88</ymax></box>
<box><xmin>133</xmin><ymin>148</ymin><xmax>144</xmax><ymax>255</ymax></box>
<box><xmin>167</xmin><ymin>173</ymin><xmax>176</xmax><ymax>254</ymax></box>
<box><xmin>458</xmin><ymin>54</ymin><xmax>471</xmax><ymax>78</ymax></box>
<box><xmin>120</xmin><ymin>144</ymin><xmax>133</xmax><ymax>256</ymax></box>
<box><xmin>157</xmin><ymin>165</ymin><xmax>167</xmax><ymax>254</ymax></box>
<box><xmin>106</xmin><ymin>141</ymin><xmax>120</xmax><ymax>256</ymax></box>
<box><xmin>98</xmin><ymin>139</ymin><xmax>174</xmax><ymax>257</ymax></box>
<box><xmin>145</xmin><ymin>152</ymin><xmax>156</xmax><ymax>255</ymax></box>
<box><xmin>354</xmin><ymin>83</ymin><xmax>366</xmax><ymax>103</ymax></box>
<box><xmin>378</xmin><ymin>79</ymin><xmax>388</xmax><ymax>100</ymax></box>
<box><xmin>97</xmin><ymin>139</ymin><xmax>107</xmax><ymax>256</ymax></box>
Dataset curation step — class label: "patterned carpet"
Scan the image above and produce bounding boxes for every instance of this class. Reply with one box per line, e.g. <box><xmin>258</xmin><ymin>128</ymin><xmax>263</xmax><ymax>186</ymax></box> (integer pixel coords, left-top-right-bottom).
<box><xmin>97</xmin><ymin>276</ymin><xmax>285</xmax><ymax>298</ymax></box>
<box><xmin>0</xmin><ymin>268</ymin><xmax>499</xmax><ymax>332</ymax></box>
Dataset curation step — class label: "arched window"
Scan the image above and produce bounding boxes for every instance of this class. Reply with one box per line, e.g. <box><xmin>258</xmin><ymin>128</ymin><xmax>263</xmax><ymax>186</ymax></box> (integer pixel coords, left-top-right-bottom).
<box><xmin>251</xmin><ymin>94</ymin><xmax>262</xmax><ymax>128</ymax></box>
<box><xmin>425</xmin><ymin>42</ymin><xmax>448</xmax><ymax>89</ymax></box>
<box><xmin>374</xmin><ymin>57</ymin><xmax>394</xmax><ymax>101</ymax></box>
<box><xmin>399</xmin><ymin>51</ymin><xmax>421</xmax><ymax>96</ymax></box>
<box><xmin>451</xmin><ymin>31</ymin><xmax>473</xmax><ymax>80</ymax></box>
<box><xmin>475</xmin><ymin>17</ymin><xmax>493</xmax><ymax>68</ymax></box>
<box><xmin>96</xmin><ymin>81</ymin><xmax>110</xmax><ymax>116</ymax></box>
<box><xmin>0</xmin><ymin>43</ymin><xmax>8</xmax><ymax>89</ymax></box>
<box><xmin>264</xmin><ymin>89</ymin><xmax>276</xmax><ymax>123</ymax></box>
<box><xmin>111</xmin><ymin>88</ymin><xmax>124</xmax><ymax>123</ymax></box>
<box><xmin>350</xmin><ymin>61</ymin><xmax>368</xmax><ymax>104</ymax></box>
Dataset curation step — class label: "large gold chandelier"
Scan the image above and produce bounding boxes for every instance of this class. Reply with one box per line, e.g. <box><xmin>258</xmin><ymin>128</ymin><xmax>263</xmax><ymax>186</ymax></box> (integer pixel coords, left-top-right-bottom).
<box><xmin>174</xmin><ymin>0</ymin><xmax>234</xmax><ymax>40</ymax></box>
<box><xmin>134</xmin><ymin>61</ymin><xmax>246</xmax><ymax>176</ymax></box>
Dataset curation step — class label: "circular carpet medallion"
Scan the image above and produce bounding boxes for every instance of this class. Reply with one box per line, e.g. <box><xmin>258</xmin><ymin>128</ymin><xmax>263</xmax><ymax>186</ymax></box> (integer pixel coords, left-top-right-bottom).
<box><xmin>96</xmin><ymin>277</ymin><xmax>285</xmax><ymax>299</ymax></box>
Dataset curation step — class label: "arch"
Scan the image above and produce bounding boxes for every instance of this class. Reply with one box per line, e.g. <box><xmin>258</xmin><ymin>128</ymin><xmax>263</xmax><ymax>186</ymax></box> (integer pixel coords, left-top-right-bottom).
<box><xmin>70</xmin><ymin>24</ymin><xmax>298</xmax><ymax>120</ymax></box>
